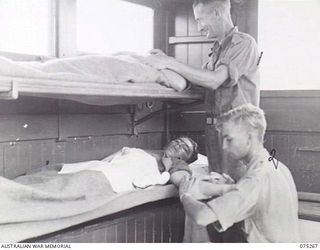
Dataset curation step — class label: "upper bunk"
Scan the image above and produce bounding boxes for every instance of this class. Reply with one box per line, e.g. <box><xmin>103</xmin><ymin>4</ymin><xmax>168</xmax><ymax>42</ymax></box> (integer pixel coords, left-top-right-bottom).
<box><xmin>0</xmin><ymin>0</ymin><xmax>204</xmax><ymax>107</ymax></box>
<box><xmin>0</xmin><ymin>52</ymin><xmax>203</xmax><ymax>106</ymax></box>
<box><xmin>0</xmin><ymin>75</ymin><xmax>203</xmax><ymax>106</ymax></box>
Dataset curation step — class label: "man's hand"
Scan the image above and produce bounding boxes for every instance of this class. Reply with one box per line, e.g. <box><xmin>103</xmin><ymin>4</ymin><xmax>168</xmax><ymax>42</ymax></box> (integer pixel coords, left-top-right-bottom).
<box><xmin>179</xmin><ymin>176</ymin><xmax>211</xmax><ymax>201</ymax></box>
<box><xmin>143</xmin><ymin>54</ymin><xmax>175</xmax><ymax>70</ymax></box>
<box><xmin>149</xmin><ymin>49</ymin><xmax>167</xmax><ymax>56</ymax></box>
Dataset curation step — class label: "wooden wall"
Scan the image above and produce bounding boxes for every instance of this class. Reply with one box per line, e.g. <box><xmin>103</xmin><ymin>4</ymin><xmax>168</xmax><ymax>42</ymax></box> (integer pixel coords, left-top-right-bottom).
<box><xmin>0</xmin><ymin>97</ymin><xmax>167</xmax><ymax>179</ymax></box>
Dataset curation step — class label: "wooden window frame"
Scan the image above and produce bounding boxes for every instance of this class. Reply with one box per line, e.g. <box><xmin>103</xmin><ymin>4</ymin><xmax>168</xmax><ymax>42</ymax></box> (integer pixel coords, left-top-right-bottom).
<box><xmin>0</xmin><ymin>0</ymin><xmax>78</xmax><ymax>61</ymax></box>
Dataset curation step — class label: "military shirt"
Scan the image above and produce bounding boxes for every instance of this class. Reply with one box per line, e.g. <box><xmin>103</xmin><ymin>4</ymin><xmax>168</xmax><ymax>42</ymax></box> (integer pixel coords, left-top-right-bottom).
<box><xmin>203</xmin><ymin>27</ymin><xmax>260</xmax><ymax>117</ymax></box>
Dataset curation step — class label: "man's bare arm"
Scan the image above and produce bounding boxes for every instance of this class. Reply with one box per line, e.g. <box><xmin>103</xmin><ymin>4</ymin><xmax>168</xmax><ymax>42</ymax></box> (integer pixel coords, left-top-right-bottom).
<box><xmin>199</xmin><ymin>181</ymin><xmax>236</xmax><ymax>197</ymax></box>
<box><xmin>144</xmin><ymin>53</ymin><xmax>229</xmax><ymax>90</ymax></box>
<box><xmin>180</xmin><ymin>194</ymin><xmax>218</xmax><ymax>226</ymax></box>
<box><xmin>167</xmin><ymin>60</ymin><xmax>229</xmax><ymax>90</ymax></box>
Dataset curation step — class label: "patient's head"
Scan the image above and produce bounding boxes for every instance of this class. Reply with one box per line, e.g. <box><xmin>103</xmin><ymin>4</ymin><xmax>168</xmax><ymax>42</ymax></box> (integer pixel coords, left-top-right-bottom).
<box><xmin>163</xmin><ymin>137</ymin><xmax>199</xmax><ymax>164</ymax></box>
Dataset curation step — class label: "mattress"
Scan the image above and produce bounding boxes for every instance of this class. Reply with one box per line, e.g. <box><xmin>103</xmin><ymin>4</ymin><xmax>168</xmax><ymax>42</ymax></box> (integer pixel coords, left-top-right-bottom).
<box><xmin>0</xmin><ymin>184</ymin><xmax>178</xmax><ymax>242</ymax></box>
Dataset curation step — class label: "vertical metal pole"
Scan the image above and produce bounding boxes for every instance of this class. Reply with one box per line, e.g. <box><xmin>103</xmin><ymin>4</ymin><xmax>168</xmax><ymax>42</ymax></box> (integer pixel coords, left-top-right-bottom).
<box><xmin>164</xmin><ymin>102</ymin><xmax>170</xmax><ymax>145</ymax></box>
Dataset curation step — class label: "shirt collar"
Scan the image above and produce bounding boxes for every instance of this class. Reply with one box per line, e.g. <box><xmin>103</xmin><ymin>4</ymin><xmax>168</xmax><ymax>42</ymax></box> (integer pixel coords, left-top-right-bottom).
<box><xmin>220</xmin><ymin>26</ymin><xmax>238</xmax><ymax>48</ymax></box>
<box><xmin>243</xmin><ymin>147</ymin><xmax>271</xmax><ymax>171</ymax></box>
<box><xmin>209</xmin><ymin>26</ymin><xmax>238</xmax><ymax>56</ymax></box>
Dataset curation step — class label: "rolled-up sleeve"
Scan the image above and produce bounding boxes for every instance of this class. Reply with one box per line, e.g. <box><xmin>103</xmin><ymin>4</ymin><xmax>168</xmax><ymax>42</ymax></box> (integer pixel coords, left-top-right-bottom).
<box><xmin>206</xmin><ymin>175</ymin><xmax>262</xmax><ymax>231</ymax></box>
<box><xmin>218</xmin><ymin>36</ymin><xmax>259</xmax><ymax>86</ymax></box>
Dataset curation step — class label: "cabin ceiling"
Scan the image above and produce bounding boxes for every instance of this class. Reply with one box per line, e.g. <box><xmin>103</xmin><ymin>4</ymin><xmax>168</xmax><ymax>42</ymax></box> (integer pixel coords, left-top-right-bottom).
<box><xmin>123</xmin><ymin>0</ymin><xmax>247</xmax><ymax>8</ymax></box>
<box><xmin>122</xmin><ymin>0</ymin><xmax>193</xmax><ymax>9</ymax></box>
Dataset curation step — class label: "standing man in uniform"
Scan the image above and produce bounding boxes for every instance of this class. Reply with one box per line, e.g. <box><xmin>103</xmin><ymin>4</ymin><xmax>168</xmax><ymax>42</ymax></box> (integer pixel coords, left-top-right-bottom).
<box><xmin>145</xmin><ymin>0</ymin><xmax>260</xmax><ymax>174</ymax></box>
<box><xmin>145</xmin><ymin>0</ymin><xmax>260</xmax><ymax>242</ymax></box>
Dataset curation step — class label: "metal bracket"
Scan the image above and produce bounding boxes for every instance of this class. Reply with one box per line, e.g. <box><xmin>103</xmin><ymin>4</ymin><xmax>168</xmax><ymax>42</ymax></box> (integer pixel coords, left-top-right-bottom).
<box><xmin>0</xmin><ymin>80</ymin><xmax>19</xmax><ymax>100</ymax></box>
<box><xmin>129</xmin><ymin>105</ymin><xmax>138</xmax><ymax>136</ymax></box>
<box><xmin>130</xmin><ymin>100</ymin><xmax>203</xmax><ymax>136</ymax></box>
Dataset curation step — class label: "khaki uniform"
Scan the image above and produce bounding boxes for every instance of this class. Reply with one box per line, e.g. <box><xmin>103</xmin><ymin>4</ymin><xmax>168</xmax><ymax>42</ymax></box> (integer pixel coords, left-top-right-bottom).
<box><xmin>203</xmin><ymin>26</ymin><xmax>260</xmax><ymax>175</ymax></box>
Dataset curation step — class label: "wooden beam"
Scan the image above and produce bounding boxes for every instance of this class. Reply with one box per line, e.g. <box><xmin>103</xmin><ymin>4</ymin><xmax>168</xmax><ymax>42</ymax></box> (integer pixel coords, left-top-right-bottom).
<box><xmin>169</xmin><ymin>36</ymin><xmax>214</xmax><ymax>44</ymax></box>
<box><xmin>122</xmin><ymin>0</ymin><xmax>161</xmax><ymax>9</ymax></box>
<box><xmin>261</xmin><ymin>90</ymin><xmax>320</xmax><ymax>98</ymax></box>
<box><xmin>55</xmin><ymin>0</ymin><xmax>77</xmax><ymax>57</ymax></box>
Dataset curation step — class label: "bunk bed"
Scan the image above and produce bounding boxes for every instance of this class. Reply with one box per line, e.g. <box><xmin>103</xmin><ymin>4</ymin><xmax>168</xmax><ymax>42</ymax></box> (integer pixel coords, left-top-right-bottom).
<box><xmin>1</xmin><ymin>0</ymin><xmax>319</xmax><ymax>243</ymax></box>
<box><xmin>0</xmin><ymin>53</ymin><xmax>204</xmax><ymax>243</ymax></box>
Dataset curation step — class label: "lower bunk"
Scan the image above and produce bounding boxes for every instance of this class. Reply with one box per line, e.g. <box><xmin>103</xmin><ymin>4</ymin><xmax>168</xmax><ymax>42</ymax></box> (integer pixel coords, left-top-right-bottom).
<box><xmin>24</xmin><ymin>198</ymin><xmax>185</xmax><ymax>243</ymax></box>
<box><xmin>21</xmin><ymin>197</ymin><xmax>320</xmax><ymax>243</ymax></box>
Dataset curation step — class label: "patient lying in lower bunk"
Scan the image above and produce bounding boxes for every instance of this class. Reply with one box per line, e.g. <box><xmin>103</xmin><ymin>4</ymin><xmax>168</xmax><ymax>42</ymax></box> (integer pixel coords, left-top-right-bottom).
<box><xmin>0</xmin><ymin>137</ymin><xmax>199</xmax><ymax>225</ymax></box>
<box><xmin>58</xmin><ymin>137</ymin><xmax>199</xmax><ymax>193</ymax></box>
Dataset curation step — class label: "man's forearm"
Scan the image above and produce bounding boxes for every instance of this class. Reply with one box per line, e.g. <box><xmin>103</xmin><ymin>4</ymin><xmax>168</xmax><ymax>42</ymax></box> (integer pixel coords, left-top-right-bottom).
<box><xmin>167</xmin><ymin>60</ymin><xmax>228</xmax><ymax>90</ymax></box>
<box><xmin>180</xmin><ymin>194</ymin><xmax>218</xmax><ymax>226</ymax></box>
<box><xmin>199</xmin><ymin>182</ymin><xmax>236</xmax><ymax>197</ymax></box>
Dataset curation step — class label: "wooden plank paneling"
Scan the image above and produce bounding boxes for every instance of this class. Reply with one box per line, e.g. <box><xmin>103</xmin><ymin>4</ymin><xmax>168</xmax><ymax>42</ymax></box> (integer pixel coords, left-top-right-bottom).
<box><xmin>60</xmin><ymin>114</ymin><xmax>165</xmax><ymax>140</ymax></box>
<box><xmin>135</xmin><ymin>217</ymin><xmax>145</xmax><ymax>242</ymax></box>
<box><xmin>145</xmin><ymin>214</ymin><xmax>154</xmax><ymax>242</ymax></box>
<box><xmin>126</xmin><ymin>219</ymin><xmax>136</xmax><ymax>243</ymax></box>
<box><xmin>29</xmin><ymin>199</ymin><xmax>185</xmax><ymax>243</ymax></box>
<box><xmin>154</xmin><ymin>210</ymin><xmax>163</xmax><ymax>242</ymax></box>
<box><xmin>288</xmin><ymin>135</ymin><xmax>320</xmax><ymax>193</ymax></box>
<box><xmin>170</xmin><ymin>112</ymin><xmax>205</xmax><ymax>132</ymax></box>
<box><xmin>116</xmin><ymin>223</ymin><xmax>126</xmax><ymax>243</ymax></box>
<box><xmin>188</xmin><ymin>44</ymin><xmax>203</xmax><ymax>68</ymax></box>
<box><xmin>0</xmin><ymin>115</ymin><xmax>58</xmax><ymax>142</ymax></box>
<box><xmin>59</xmin><ymin>114</ymin><xmax>131</xmax><ymax>139</ymax></box>
<box><xmin>162</xmin><ymin>209</ymin><xmax>170</xmax><ymax>242</ymax></box>
<box><xmin>59</xmin><ymin>100</ymin><xmax>129</xmax><ymax>114</ymax></box>
<box><xmin>0</xmin><ymin>144</ymin><xmax>4</xmax><ymax>176</ymax></box>
<box><xmin>187</xmin><ymin>7</ymin><xmax>200</xmax><ymax>36</ymax></box>
<box><xmin>63</xmin><ymin>133</ymin><xmax>164</xmax><ymax>164</ymax></box>
<box><xmin>0</xmin><ymin>97</ymin><xmax>58</xmax><ymax>115</ymax></box>
<box><xmin>1</xmin><ymin>134</ymin><xmax>164</xmax><ymax>178</ymax></box>
<box><xmin>261</xmin><ymin>97</ymin><xmax>320</xmax><ymax>132</ymax></box>
<box><xmin>174</xmin><ymin>7</ymin><xmax>188</xmax><ymax>36</ymax></box>
<box><xmin>263</xmin><ymin>133</ymin><xmax>273</xmax><ymax>153</ymax></box>
<box><xmin>272</xmin><ymin>134</ymin><xmax>290</xmax><ymax>166</ymax></box>
<box><xmin>174</xmin><ymin>44</ymin><xmax>188</xmax><ymax>64</ymax></box>
<box><xmin>136</xmin><ymin>114</ymin><xmax>165</xmax><ymax>133</ymax></box>
<box><xmin>3</xmin><ymin>140</ymin><xmax>64</xmax><ymax>178</ymax></box>
<box><xmin>106</xmin><ymin>225</ymin><xmax>117</xmax><ymax>243</ymax></box>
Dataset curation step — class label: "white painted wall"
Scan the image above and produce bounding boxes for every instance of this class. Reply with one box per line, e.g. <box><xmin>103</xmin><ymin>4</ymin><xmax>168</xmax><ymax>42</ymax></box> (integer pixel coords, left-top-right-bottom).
<box><xmin>299</xmin><ymin>219</ymin><xmax>320</xmax><ymax>242</ymax></box>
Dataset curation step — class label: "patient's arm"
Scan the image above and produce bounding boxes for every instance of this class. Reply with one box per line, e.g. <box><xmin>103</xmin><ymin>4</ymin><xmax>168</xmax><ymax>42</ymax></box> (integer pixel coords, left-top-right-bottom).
<box><xmin>160</xmin><ymin>69</ymin><xmax>188</xmax><ymax>91</ymax></box>
<box><xmin>170</xmin><ymin>171</ymin><xmax>191</xmax><ymax>186</ymax></box>
<box><xmin>162</xmin><ymin>157</ymin><xmax>192</xmax><ymax>186</ymax></box>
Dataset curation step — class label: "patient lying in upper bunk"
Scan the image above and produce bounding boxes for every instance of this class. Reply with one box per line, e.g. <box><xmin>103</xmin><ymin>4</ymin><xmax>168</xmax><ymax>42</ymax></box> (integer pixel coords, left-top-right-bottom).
<box><xmin>58</xmin><ymin>137</ymin><xmax>200</xmax><ymax>193</ymax></box>
<box><xmin>0</xmin><ymin>52</ymin><xmax>187</xmax><ymax>91</ymax></box>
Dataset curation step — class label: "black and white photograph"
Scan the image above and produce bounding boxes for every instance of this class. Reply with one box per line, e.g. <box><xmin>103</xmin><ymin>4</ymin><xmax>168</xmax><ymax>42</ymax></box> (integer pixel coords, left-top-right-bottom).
<box><xmin>0</xmin><ymin>0</ymin><xmax>319</xmax><ymax>246</ymax></box>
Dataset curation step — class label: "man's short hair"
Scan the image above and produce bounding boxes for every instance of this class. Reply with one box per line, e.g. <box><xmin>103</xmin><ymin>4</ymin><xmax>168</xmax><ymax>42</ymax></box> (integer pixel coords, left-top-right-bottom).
<box><xmin>164</xmin><ymin>137</ymin><xmax>199</xmax><ymax>164</ymax></box>
<box><xmin>217</xmin><ymin>104</ymin><xmax>267</xmax><ymax>142</ymax></box>
<box><xmin>193</xmin><ymin>0</ymin><xmax>231</xmax><ymax>12</ymax></box>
